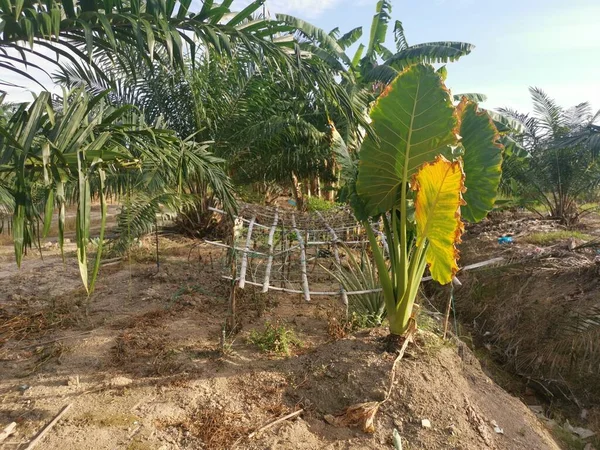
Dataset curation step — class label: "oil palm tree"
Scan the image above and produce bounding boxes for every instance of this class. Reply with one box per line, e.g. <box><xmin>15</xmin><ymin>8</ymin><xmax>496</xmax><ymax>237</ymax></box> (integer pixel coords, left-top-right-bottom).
<box><xmin>0</xmin><ymin>88</ymin><xmax>235</xmax><ymax>293</ymax></box>
<box><xmin>0</xmin><ymin>0</ymin><xmax>304</xmax><ymax>291</ymax></box>
<box><xmin>279</xmin><ymin>1</ymin><xmax>474</xmax><ymax>87</ymax></box>
<box><xmin>499</xmin><ymin>88</ymin><xmax>600</xmax><ymax>224</ymax></box>
<box><xmin>0</xmin><ymin>0</ymin><xmax>300</xmax><ymax>89</ymax></box>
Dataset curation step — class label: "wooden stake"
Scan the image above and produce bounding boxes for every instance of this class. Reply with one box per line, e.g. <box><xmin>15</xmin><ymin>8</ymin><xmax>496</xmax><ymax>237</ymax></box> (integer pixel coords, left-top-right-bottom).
<box><xmin>291</xmin><ymin>214</ymin><xmax>310</xmax><ymax>302</ymax></box>
<box><xmin>227</xmin><ymin>218</ymin><xmax>242</xmax><ymax>332</ymax></box>
<box><xmin>443</xmin><ymin>287</ymin><xmax>452</xmax><ymax>340</ymax></box>
<box><xmin>0</xmin><ymin>422</ymin><xmax>16</xmax><ymax>443</ymax></box>
<box><xmin>262</xmin><ymin>209</ymin><xmax>279</xmax><ymax>293</ymax></box>
<box><xmin>238</xmin><ymin>215</ymin><xmax>256</xmax><ymax>289</ymax></box>
<box><xmin>24</xmin><ymin>403</ymin><xmax>72</xmax><ymax>450</ymax></box>
<box><xmin>248</xmin><ymin>409</ymin><xmax>304</xmax><ymax>439</ymax></box>
<box><xmin>316</xmin><ymin>211</ymin><xmax>348</xmax><ymax>307</ymax></box>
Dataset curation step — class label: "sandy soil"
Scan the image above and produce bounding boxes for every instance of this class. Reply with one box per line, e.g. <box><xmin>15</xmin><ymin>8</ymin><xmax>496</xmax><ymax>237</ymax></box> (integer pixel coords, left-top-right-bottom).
<box><xmin>0</xmin><ymin>234</ymin><xmax>560</xmax><ymax>449</ymax></box>
<box><xmin>430</xmin><ymin>210</ymin><xmax>600</xmax><ymax>448</ymax></box>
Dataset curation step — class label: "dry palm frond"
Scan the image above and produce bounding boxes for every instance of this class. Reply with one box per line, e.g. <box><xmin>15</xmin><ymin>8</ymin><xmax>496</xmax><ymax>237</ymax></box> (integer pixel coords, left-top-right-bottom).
<box><xmin>324</xmin><ymin>318</ymin><xmax>416</xmax><ymax>433</ymax></box>
<box><xmin>325</xmin><ymin>402</ymin><xmax>380</xmax><ymax>433</ymax></box>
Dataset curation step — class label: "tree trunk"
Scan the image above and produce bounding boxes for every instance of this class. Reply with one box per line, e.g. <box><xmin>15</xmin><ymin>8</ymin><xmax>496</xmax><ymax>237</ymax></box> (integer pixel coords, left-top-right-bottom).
<box><xmin>310</xmin><ymin>176</ymin><xmax>321</xmax><ymax>199</ymax></box>
<box><xmin>290</xmin><ymin>172</ymin><xmax>304</xmax><ymax>211</ymax></box>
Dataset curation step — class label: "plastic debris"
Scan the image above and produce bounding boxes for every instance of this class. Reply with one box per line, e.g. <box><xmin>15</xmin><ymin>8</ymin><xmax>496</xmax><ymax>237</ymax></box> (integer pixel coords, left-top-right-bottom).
<box><xmin>565</xmin><ymin>421</ymin><xmax>596</xmax><ymax>439</ymax></box>
<box><xmin>392</xmin><ymin>428</ymin><xmax>403</xmax><ymax>450</ymax></box>
<box><xmin>497</xmin><ymin>236</ymin><xmax>513</xmax><ymax>245</ymax></box>
<box><xmin>421</xmin><ymin>419</ymin><xmax>431</xmax><ymax>429</ymax></box>
<box><xmin>491</xmin><ymin>420</ymin><xmax>504</xmax><ymax>434</ymax></box>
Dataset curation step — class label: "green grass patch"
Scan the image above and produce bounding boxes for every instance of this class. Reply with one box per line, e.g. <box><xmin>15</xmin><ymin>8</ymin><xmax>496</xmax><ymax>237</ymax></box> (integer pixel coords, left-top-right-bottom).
<box><xmin>248</xmin><ymin>321</ymin><xmax>301</xmax><ymax>355</ymax></box>
<box><xmin>525</xmin><ymin>230</ymin><xmax>593</xmax><ymax>246</ymax></box>
<box><xmin>547</xmin><ymin>425</ymin><xmax>597</xmax><ymax>450</ymax></box>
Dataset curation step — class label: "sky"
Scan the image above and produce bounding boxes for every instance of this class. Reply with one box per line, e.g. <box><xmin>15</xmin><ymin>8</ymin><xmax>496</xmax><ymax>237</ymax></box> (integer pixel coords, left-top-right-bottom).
<box><xmin>247</xmin><ymin>0</ymin><xmax>600</xmax><ymax>114</ymax></box>
<box><xmin>4</xmin><ymin>0</ymin><xmax>600</xmax><ymax>114</ymax></box>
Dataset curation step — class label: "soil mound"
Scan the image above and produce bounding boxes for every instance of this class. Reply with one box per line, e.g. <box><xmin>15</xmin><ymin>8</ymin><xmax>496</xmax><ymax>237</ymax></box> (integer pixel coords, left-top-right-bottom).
<box><xmin>251</xmin><ymin>329</ymin><xmax>558</xmax><ymax>450</ymax></box>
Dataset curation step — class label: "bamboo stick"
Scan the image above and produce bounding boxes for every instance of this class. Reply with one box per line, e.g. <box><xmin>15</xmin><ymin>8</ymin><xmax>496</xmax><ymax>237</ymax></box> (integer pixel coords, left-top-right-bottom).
<box><xmin>262</xmin><ymin>209</ymin><xmax>279</xmax><ymax>293</ymax></box>
<box><xmin>248</xmin><ymin>409</ymin><xmax>304</xmax><ymax>439</ymax></box>
<box><xmin>291</xmin><ymin>214</ymin><xmax>310</xmax><ymax>302</ymax></box>
<box><xmin>203</xmin><ymin>240</ymin><xmax>267</xmax><ymax>256</ymax></box>
<box><xmin>222</xmin><ymin>277</ymin><xmax>377</xmax><ymax>296</ymax></box>
<box><xmin>238</xmin><ymin>216</ymin><xmax>256</xmax><ymax>289</ymax></box>
<box><xmin>0</xmin><ymin>422</ymin><xmax>16</xmax><ymax>443</ymax></box>
<box><xmin>24</xmin><ymin>403</ymin><xmax>72</xmax><ymax>450</ymax></box>
<box><xmin>316</xmin><ymin>211</ymin><xmax>348</xmax><ymax>306</ymax></box>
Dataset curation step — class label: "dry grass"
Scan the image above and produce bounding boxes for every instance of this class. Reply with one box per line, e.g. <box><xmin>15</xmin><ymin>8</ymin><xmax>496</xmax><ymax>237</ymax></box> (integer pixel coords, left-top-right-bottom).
<box><xmin>165</xmin><ymin>405</ymin><xmax>250</xmax><ymax>450</ymax></box>
<box><xmin>30</xmin><ymin>341</ymin><xmax>70</xmax><ymax>373</ymax></box>
<box><xmin>0</xmin><ymin>297</ymin><xmax>83</xmax><ymax>346</ymax></box>
<box><xmin>112</xmin><ymin>328</ymin><xmax>181</xmax><ymax>377</ymax></box>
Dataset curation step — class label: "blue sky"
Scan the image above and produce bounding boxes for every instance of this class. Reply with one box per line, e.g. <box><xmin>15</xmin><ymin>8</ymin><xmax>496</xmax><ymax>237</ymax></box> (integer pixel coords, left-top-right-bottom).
<box><xmin>255</xmin><ymin>0</ymin><xmax>600</xmax><ymax>113</ymax></box>
<box><xmin>5</xmin><ymin>0</ymin><xmax>599</xmax><ymax>115</ymax></box>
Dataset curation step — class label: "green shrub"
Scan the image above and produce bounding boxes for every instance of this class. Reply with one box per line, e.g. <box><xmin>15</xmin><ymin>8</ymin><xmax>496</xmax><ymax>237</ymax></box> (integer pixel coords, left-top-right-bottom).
<box><xmin>248</xmin><ymin>322</ymin><xmax>301</xmax><ymax>355</ymax></box>
<box><xmin>306</xmin><ymin>197</ymin><xmax>342</xmax><ymax>212</ymax></box>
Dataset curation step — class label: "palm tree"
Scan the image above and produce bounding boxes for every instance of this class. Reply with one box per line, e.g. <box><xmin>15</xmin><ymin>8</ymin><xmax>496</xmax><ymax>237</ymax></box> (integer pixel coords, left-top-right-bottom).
<box><xmin>0</xmin><ymin>0</ymin><xmax>300</xmax><ymax>89</ymax></box>
<box><xmin>0</xmin><ymin>88</ymin><xmax>235</xmax><ymax>292</ymax></box>
<box><xmin>0</xmin><ymin>0</ymin><xmax>309</xmax><ymax>291</ymax></box>
<box><xmin>499</xmin><ymin>88</ymin><xmax>600</xmax><ymax>224</ymax></box>
<box><xmin>279</xmin><ymin>1</ymin><xmax>474</xmax><ymax>88</ymax></box>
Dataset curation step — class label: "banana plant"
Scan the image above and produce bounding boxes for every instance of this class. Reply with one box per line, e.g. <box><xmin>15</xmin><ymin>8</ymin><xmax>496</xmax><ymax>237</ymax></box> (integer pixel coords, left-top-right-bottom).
<box><xmin>354</xmin><ymin>64</ymin><xmax>503</xmax><ymax>337</ymax></box>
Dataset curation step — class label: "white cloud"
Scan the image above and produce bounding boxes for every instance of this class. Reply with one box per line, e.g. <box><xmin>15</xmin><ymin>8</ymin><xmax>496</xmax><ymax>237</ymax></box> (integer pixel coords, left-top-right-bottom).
<box><xmin>232</xmin><ymin>0</ymin><xmax>345</xmax><ymax>19</ymax></box>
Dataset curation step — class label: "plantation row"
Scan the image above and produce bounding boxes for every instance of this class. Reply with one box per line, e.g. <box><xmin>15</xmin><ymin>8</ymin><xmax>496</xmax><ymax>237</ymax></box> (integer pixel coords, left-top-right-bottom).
<box><xmin>1</xmin><ymin>0</ymin><xmax>599</xmax><ymax>343</ymax></box>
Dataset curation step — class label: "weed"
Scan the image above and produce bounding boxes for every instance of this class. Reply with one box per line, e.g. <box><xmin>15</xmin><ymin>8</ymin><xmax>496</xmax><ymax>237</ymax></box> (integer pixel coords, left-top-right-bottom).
<box><xmin>326</xmin><ymin>310</ymin><xmax>381</xmax><ymax>340</ymax></box>
<box><xmin>248</xmin><ymin>321</ymin><xmax>301</xmax><ymax>355</ymax></box>
<box><xmin>306</xmin><ymin>197</ymin><xmax>342</xmax><ymax>212</ymax></box>
<box><xmin>549</xmin><ymin>426</ymin><xmax>587</xmax><ymax>450</ymax></box>
<box><xmin>525</xmin><ymin>230</ymin><xmax>592</xmax><ymax>246</ymax></box>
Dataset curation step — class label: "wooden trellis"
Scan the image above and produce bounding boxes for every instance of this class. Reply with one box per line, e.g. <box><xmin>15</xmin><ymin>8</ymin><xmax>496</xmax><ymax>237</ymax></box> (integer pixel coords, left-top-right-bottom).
<box><xmin>205</xmin><ymin>203</ymin><xmax>373</xmax><ymax>307</ymax></box>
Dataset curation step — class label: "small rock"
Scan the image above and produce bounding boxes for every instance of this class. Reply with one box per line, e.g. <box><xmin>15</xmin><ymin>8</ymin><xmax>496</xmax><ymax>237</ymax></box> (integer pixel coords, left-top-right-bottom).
<box><xmin>447</xmin><ymin>424</ymin><xmax>458</xmax><ymax>436</ymax></box>
<box><xmin>109</xmin><ymin>376</ymin><xmax>133</xmax><ymax>387</ymax></box>
<box><xmin>581</xmin><ymin>409</ymin><xmax>589</xmax><ymax>420</ymax></box>
<box><xmin>18</xmin><ymin>384</ymin><xmax>30</xmax><ymax>392</ymax></box>
<box><xmin>421</xmin><ymin>419</ymin><xmax>431</xmax><ymax>429</ymax></box>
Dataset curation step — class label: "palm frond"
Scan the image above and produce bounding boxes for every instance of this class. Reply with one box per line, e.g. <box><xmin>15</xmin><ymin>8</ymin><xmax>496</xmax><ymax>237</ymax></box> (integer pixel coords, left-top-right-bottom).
<box><xmin>385</xmin><ymin>41</ymin><xmax>474</xmax><ymax>71</ymax></box>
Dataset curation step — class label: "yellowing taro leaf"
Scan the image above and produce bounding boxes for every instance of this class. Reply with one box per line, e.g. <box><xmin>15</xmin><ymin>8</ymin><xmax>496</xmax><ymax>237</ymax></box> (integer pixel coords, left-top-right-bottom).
<box><xmin>412</xmin><ymin>156</ymin><xmax>465</xmax><ymax>284</ymax></box>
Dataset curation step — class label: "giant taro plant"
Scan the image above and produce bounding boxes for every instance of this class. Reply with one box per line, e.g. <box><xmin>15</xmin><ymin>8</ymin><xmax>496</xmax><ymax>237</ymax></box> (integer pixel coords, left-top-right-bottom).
<box><xmin>354</xmin><ymin>64</ymin><xmax>503</xmax><ymax>338</ymax></box>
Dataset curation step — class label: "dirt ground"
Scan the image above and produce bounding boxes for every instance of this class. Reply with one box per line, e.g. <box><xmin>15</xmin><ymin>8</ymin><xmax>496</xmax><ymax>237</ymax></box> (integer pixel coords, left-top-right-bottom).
<box><xmin>430</xmin><ymin>210</ymin><xmax>600</xmax><ymax>449</ymax></box>
<box><xmin>0</xmin><ymin>230</ymin><xmax>562</xmax><ymax>449</ymax></box>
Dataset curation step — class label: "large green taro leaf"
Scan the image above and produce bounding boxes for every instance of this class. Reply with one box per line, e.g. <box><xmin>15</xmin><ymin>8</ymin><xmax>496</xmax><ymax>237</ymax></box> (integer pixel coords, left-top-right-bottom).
<box><xmin>458</xmin><ymin>100</ymin><xmax>504</xmax><ymax>223</ymax></box>
<box><xmin>357</xmin><ymin>64</ymin><xmax>458</xmax><ymax>216</ymax></box>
